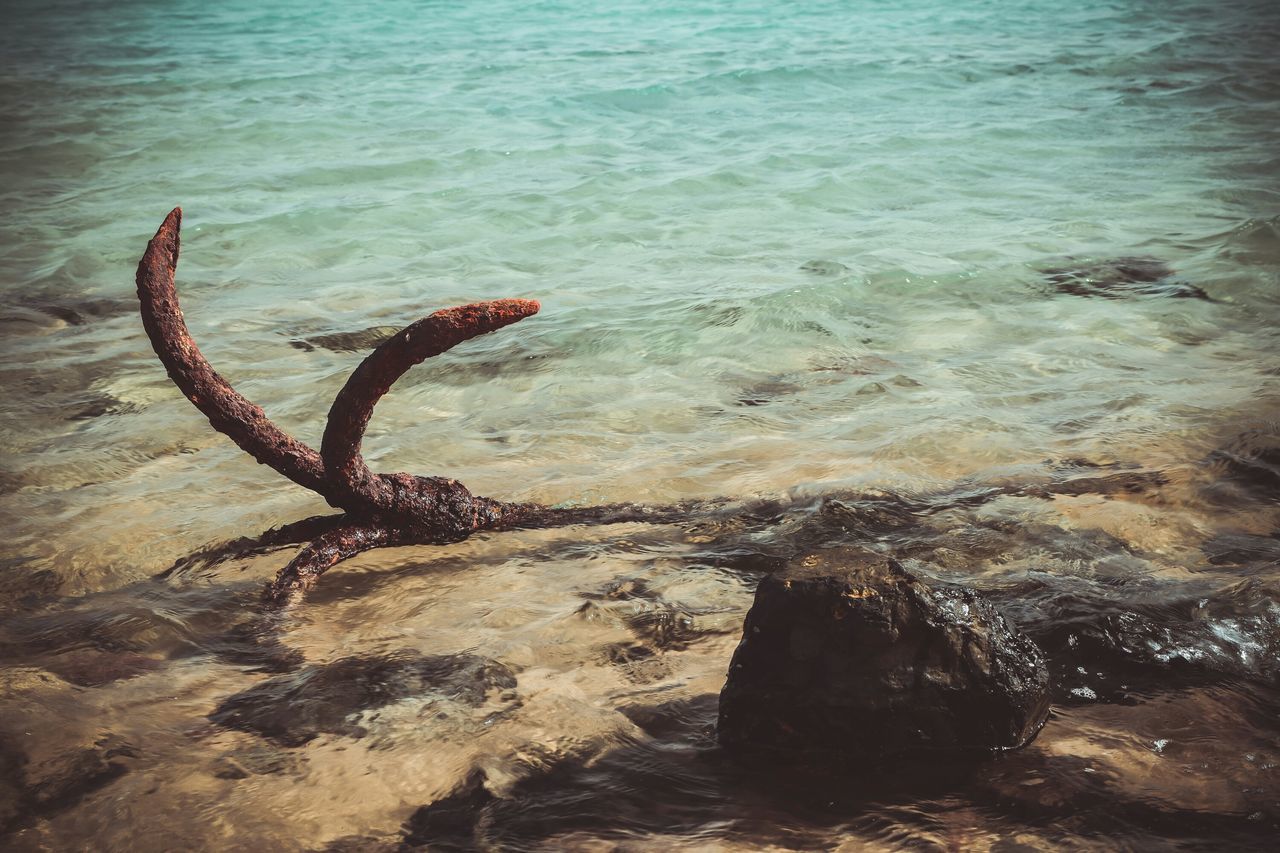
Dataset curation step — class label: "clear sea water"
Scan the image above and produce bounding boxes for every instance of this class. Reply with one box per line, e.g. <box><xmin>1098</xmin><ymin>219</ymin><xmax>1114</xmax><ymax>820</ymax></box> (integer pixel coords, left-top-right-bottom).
<box><xmin>2</xmin><ymin>0</ymin><xmax>1279</xmax><ymax>848</ymax></box>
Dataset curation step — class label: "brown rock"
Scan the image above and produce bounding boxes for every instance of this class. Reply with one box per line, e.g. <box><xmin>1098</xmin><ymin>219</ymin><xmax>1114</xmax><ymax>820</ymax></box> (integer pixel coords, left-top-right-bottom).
<box><xmin>717</xmin><ymin>549</ymin><xmax>1050</xmax><ymax>762</ymax></box>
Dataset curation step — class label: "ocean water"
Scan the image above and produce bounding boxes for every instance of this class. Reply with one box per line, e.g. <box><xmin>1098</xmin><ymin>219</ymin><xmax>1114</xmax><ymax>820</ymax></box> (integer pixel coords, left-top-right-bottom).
<box><xmin>2</xmin><ymin>0</ymin><xmax>1279</xmax><ymax>848</ymax></box>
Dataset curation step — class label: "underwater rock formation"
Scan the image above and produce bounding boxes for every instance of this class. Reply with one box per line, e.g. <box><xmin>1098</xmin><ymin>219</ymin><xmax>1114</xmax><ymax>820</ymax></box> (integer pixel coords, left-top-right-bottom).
<box><xmin>0</xmin><ymin>732</ymin><xmax>140</xmax><ymax>834</ymax></box>
<box><xmin>717</xmin><ymin>548</ymin><xmax>1050</xmax><ymax>761</ymax></box>
<box><xmin>1043</xmin><ymin>255</ymin><xmax>1213</xmax><ymax>300</ymax></box>
<box><xmin>208</xmin><ymin>651</ymin><xmax>516</xmax><ymax>746</ymax></box>
<box><xmin>289</xmin><ymin>325</ymin><xmax>402</xmax><ymax>353</ymax></box>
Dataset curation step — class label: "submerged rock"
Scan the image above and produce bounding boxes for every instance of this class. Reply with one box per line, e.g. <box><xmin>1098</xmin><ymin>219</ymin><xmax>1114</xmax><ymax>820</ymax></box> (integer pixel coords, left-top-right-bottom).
<box><xmin>717</xmin><ymin>549</ymin><xmax>1050</xmax><ymax>762</ymax></box>
<box><xmin>25</xmin><ymin>735</ymin><xmax>140</xmax><ymax>811</ymax></box>
<box><xmin>818</xmin><ymin>495</ymin><xmax>919</xmax><ymax>539</ymax></box>
<box><xmin>289</xmin><ymin>325</ymin><xmax>402</xmax><ymax>353</ymax></box>
<box><xmin>800</xmin><ymin>259</ymin><xmax>850</xmax><ymax>276</ymax></box>
<box><xmin>43</xmin><ymin>649</ymin><xmax>162</xmax><ymax>687</ymax></box>
<box><xmin>1</xmin><ymin>296</ymin><xmax>135</xmax><ymax>337</ymax></box>
<box><xmin>30</xmin><ymin>296</ymin><xmax>136</xmax><ymax>326</ymax></box>
<box><xmin>0</xmin><ymin>558</ymin><xmax>62</xmax><ymax>614</ymax></box>
<box><xmin>0</xmin><ymin>732</ymin><xmax>139</xmax><ymax>833</ymax></box>
<box><xmin>209</xmin><ymin>651</ymin><xmax>517</xmax><ymax>746</ymax></box>
<box><xmin>1008</xmin><ymin>574</ymin><xmax>1280</xmax><ymax>702</ymax></box>
<box><xmin>1044</xmin><ymin>256</ymin><xmax>1212</xmax><ymax>300</ymax></box>
<box><xmin>62</xmin><ymin>394</ymin><xmax>139</xmax><ymax>421</ymax></box>
<box><xmin>0</xmin><ymin>305</ymin><xmax>69</xmax><ymax>337</ymax></box>
<box><xmin>210</xmin><ymin>743</ymin><xmax>300</xmax><ymax>779</ymax></box>
<box><xmin>1202</xmin><ymin>427</ymin><xmax>1280</xmax><ymax>505</ymax></box>
<box><xmin>401</xmin><ymin>769</ymin><xmax>494</xmax><ymax>847</ymax></box>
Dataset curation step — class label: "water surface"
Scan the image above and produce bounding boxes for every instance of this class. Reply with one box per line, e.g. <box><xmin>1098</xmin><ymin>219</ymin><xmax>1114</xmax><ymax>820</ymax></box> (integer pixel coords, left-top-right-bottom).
<box><xmin>2</xmin><ymin>0</ymin><xmax>1279</xmax><ymax>848</ymax></box>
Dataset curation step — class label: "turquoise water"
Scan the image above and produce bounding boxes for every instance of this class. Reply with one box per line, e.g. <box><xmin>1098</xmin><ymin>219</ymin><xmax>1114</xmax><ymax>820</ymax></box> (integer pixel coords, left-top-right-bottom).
<box><xmin>2</xmin><ymin>0</ymin><xmax>1279</xmax><ymax>848</ymax></box>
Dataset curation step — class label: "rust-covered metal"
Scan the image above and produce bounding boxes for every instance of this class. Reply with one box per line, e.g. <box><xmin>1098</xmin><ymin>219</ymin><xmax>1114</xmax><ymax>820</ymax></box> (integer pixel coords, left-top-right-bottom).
<box><xmin>320</xmin><ymin>299</ymin><xmax>539</xmax><ymax>520</ymax></box>
<box><xmin>135</xmin><ymin>208</ymin><xmax>545</xmax><ymax>604</ymax></box>
<box><xmin>136</xmin><ymin>207</ymin><xmax>333</xmax><ymax>499</ymax></box>
<box><xmin>265</xmin><ymin>522</ymin><xmax>412</xmax><ymax>603</ymax></box>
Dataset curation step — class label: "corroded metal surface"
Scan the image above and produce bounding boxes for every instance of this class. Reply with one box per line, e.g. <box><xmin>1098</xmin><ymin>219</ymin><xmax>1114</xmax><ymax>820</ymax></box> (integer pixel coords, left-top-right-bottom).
<box><xmin>320</xmin><ymin>299</ymin><xmax>539</xmax><ymax>520</ymax></box>
<box><xmin>265</xmin><ymin>522</ymin><xmax>410</xmax><ymax>603</ymax></box>
<box><xmin>135</xmin><ymin>208</ymin><xmax>544</xmax><ymax>603</ymax></box>
<box><xmin>136</xmin><ymin>207</ymin><xmax>333</xmax><ymax>498</ymax></box>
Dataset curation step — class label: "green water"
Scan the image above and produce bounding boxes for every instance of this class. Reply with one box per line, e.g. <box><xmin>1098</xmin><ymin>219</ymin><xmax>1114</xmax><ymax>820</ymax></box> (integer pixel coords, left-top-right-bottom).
<box><xmin>2</xmin><ymin>0</ymin><xmax>1279</xmax><ymax>848</ymax></box>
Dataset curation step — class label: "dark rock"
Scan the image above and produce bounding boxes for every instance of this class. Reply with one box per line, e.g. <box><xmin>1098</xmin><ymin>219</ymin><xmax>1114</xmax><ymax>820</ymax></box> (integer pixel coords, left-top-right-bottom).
<box><xmin>1041</xmin><ymin>470</ymin><xmax>1167</xmax><ymax>498</ymax></box>
<box><xmin>618</xmin><ymin>695</ymin><xmax>720</xmax><ymax>742</ymax></box>
<box><xmin>209</xmin><ymin>651</ymin><xmax>517</xmax><ymax>746</ymax></box>
<box><xmin>1203</xmin><ymin>532</ymin><xmax>1280</xmax><ymax>567</ymax></box>
<box><xmin>28</xmin><ymin>737</ymin><xmax>138</xmax><ymax>810</ymax></box>
<box><xmin>576</xmin><ymin>578</ymin><xmax>738</xmax><ymax>652</ymax></box>
<box><xmin>0</xmin><ymin>735</ymin><xmax>26</xmax><ymax>831</ymax></box>
<box><xmin>314</xmin><ymin>834</ymin><xmax>401</xmax><ymax>852</ymax></box>
<box><xmin>1202</xmin><ymin>428</ymin><xmax>1280</xmax><ymax>505</ymax></box>
<box><xmin>1006</xmin><ymin>576</ymin><xmax>1280</xmax><ymax>701</ymax></box>
<box><xmin>972</xmin><ymin>744</ymin><xmax>1280</xmax><ymax>847</ymax></box>
<box><xmin>211</xmin><ymin>744</ymin><xmax>300</xmax><ymax>779</ymax></box>
<box><xmin>0</xmin><ymin>589</ymin><xmax>302</xmax><ymax>676</ymax></box>
<box><xmin>688</xmin><ymin>302</ymin><xmax>744</xmax><ymax>328</ymax></box>
<box><xmin>800</xmin><ymin>259</ymin><xmax>850</xmax><ymax>276</ymax></box>
<box><xmin>0</xmin><ymin>557</ymin><xmax>62</xmax><ymax>614</ymax></box>
<box><xmin>0</xmin><ymin>295</ymin><xmax>134</xmax><ymax>336</ymax></box>
<box><xmin>44</xmin><ymin>649</ymin><xmax>162</xmax><ymax>687</ymax></box>
<box><xmin>624</xmin><ymin>607</ymin><xmax>702</xmax><ymax>650</ymax></box>
<box><xmin>64</xmin><ymin>394</ymin><xmax>139</xmax><ymax>421</ymax></box>
<box><xmin>203</xmin><ymin>615</ymin><xmax>306</xmax><ymax>673</ymax></box>
<box><xmin>601</xmin><ymin>641</ymin><xmax>671</xmax><ymax>684</ymax></box>
<box><xmin>0</xmin><ymin>732</ymin><xmax>140</xmax><ymax>832</ymax></box>
<box><xmin>1044</xmin><ymin>256</ymin><xmax>1212</xmax><ymax>300</ymax></box>
<box><xmin>717</xmin><ymin>549</ymin><xmax>1050</xmax><ymax>761</ymax></box>
<box><xmin>736</xmin><ymin>377</ymin><xmax>804</xmax><ymax>408</ymax></box>
<box><xmin>579</xmin><ymin>576</ymin><xmax>656</xmax><ymax>602</ymax></box>
<box><xmin>290</xmin><ymin>326</ymin><xmax>401</xmax><ymax>353</ymax></box>
<box><xmin>0</xmin><ymin>306</ymin><xmax>70</xmax><ymax>337</ymax></box>
<box><xmin>31</xmin><ymin>296</ymin><xmax>135</xmax><ymax>326</ymax></box>
<box><xmin>817</xmin><ymin>495</ymin><xmax>918</xmax><ymax>538</ymax></box>
<box><xmin>402</xmin><ymin>769</ymin><xmax>493</xmax><ymax>847</ymax></box>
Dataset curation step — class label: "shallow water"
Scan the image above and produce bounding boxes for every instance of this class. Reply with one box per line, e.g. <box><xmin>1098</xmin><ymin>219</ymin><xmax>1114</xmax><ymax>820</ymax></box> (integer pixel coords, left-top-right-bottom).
<box><xmin>2</xmin><ymin>0</ymin><xmax>1279</xmax><ymax>848</ymax></box>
